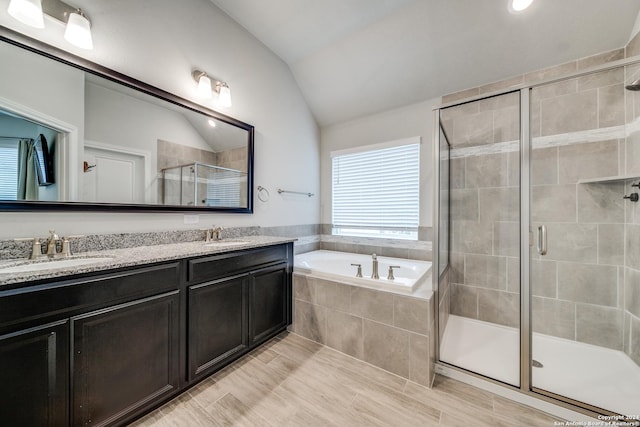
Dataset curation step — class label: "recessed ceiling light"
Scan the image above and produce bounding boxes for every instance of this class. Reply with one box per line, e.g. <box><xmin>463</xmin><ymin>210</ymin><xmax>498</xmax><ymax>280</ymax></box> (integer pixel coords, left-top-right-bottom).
<box><xmin>509</xmin><ymin>0</ymin><xmax>534</xmax><ymax>13</ymax></box>
<box><xmin>208</xmin><ymin>119</ymin><xmax>216</xmax><ymax>127</ymax></box>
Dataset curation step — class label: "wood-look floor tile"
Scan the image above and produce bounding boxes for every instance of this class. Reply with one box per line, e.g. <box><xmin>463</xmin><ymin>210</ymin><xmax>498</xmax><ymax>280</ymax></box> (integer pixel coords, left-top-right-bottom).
<box><xmin>132</xmin><ymin>333</ymin><xmax>566</xmax><ymax>427</ymax></box>
<box><xmin>431</xmin><ymin>374</ymin><xmax>495</xmax><ymax>411</ymax></box>
<box><xmin>493</xmin><ymin>395</ymin><xmax>563</xmax><ymax>426</ymax></box>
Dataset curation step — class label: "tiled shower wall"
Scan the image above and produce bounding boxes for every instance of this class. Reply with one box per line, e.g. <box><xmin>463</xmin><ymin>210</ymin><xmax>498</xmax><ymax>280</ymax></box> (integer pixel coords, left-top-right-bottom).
<box><xmin>441</xmin><ymin>41</ymin><xmax>640</xmax><ymax>365</ymax></box>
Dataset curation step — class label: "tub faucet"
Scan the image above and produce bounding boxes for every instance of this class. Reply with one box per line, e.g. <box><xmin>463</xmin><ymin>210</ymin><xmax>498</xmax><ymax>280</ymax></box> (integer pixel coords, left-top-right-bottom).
<box><xmin>371</xmin><ymin>253</ymin><xmax>379</xmax><ymax>279</ymax></box>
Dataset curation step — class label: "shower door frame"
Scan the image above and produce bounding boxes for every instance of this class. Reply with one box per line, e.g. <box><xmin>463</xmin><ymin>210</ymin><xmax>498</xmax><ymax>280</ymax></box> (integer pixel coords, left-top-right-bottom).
<box><xmin>432</xmin><ymin>54</ymin><xmax>640</xmax><ymax>418</ymax></box>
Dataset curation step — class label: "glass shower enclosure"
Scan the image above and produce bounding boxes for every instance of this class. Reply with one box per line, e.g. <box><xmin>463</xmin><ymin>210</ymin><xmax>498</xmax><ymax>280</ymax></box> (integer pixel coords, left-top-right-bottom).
<box><xmin>434</xmin><ymin>62</ymin><xmax>640</xmax><ymax>418</ymax></box>
<box><xmin>162</xmin><ymin>162</ymin><xmax>247</xmax><ymax>207</ymax></box>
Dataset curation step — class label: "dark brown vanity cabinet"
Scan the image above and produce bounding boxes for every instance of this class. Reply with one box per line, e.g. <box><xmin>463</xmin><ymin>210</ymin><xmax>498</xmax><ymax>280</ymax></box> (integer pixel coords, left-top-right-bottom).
<box><xmin>71</xmin><ymin>291</ymin><xmax>180</xmax><ymax>427</ymax></box>
<box><xmin>187</xmin><ymin>244</ymin><xmax>292</xmax><ymax>382</ymax></box>
<box><xmin>0</xmin><ymin>242</ymin><xmax>292</xmax><ymax>426</ymax></box>
<box><xmin>0</xmin><ymin>320</ymin><xmax>69</xmax><ymax>426</ymax></box>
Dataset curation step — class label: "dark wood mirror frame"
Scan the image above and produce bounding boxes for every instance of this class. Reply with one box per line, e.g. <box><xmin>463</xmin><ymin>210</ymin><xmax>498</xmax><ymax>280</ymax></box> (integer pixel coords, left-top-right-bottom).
<box><xmin>0</xmin><ymin>26</ymin><xmax>254</xmax><ymax>214</ymax></box>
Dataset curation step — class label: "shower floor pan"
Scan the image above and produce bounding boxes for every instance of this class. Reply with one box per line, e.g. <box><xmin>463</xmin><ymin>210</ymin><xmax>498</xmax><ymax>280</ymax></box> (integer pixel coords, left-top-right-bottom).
<box><xmin>440</xmin><ymin>315</ymin><xmax>640</xmax><ymax>417</ymax></box>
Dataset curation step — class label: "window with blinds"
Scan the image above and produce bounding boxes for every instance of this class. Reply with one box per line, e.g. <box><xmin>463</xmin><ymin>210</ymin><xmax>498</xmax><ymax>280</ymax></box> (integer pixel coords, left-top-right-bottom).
<box><xmin>331</xmin><ymin>138</ymin><xmax>420</xmax><ymax>240</ymax></box>
<box><xmin>0</xmin><ymin>140</ymin><xmax>18</xmax><ymax>200</ymax></box>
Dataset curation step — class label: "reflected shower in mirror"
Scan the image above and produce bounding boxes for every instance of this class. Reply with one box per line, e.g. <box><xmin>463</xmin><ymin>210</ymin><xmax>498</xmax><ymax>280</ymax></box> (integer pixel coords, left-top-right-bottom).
<box><xmin>0</xmin><ymin>30</ymin><xmax>253</xmax><ymax>212</ymax></box>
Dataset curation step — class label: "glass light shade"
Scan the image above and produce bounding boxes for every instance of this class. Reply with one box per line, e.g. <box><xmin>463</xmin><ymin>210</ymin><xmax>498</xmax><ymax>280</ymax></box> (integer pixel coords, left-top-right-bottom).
<box><xmin>217</xmin><ymin>83</ymin><xmax>232</xmax><ymax>108</ymax></box>
<box><xmin>197</xmin><ymin>75</ymin><xmax>213</xmax><ymax>98</ymax></box>
<box><xmin>510</xmin><ymin>0</ymin><xmax>534</xmax><ymax>12</ymax></box>
<box><xmin>64</xmin><ymin>12</ymin><xmax>94</xmax><ymax>50</ymax></box>
<box><xmin>8</xmin><ymin>0</ymin><xmax>44</xmax><ymax>28</ymax></box>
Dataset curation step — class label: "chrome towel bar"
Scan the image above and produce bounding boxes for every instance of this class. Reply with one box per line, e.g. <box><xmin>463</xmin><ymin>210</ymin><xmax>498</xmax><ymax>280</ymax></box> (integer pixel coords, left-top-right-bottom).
<box><xmin>277</xmin><ymin>188</ymin><xmax>314</xmax><ymax>197</ymax></box>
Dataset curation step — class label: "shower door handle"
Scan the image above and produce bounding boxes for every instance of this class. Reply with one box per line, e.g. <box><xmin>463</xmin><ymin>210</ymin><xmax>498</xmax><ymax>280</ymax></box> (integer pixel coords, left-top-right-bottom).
<box><xmin>537</xmin><ymin>225</ymin><xmax>547</xmax><ymax>256</ymax></box>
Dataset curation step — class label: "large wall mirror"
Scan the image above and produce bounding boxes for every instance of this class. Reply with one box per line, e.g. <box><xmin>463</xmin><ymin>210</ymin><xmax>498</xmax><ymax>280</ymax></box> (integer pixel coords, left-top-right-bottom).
<box><xmin>0</xmin><ymin>28</ymin><xmax>254</xmax><ymax>213</ymax></box>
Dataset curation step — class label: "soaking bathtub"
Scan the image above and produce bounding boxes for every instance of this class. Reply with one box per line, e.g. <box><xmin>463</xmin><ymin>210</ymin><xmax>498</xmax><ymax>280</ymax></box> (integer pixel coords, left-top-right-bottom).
<box><xmin>294</xmin><ymin>250</ymin><xmax>432</xmax><ymax>294</ymax></box>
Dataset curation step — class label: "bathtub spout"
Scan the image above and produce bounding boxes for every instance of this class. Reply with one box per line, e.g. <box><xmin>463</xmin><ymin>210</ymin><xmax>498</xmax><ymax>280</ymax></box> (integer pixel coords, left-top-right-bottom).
<box><xmin>371</xmin><ymin>253</ymin><xmax>379</xmax><ymax>279</ymax></box>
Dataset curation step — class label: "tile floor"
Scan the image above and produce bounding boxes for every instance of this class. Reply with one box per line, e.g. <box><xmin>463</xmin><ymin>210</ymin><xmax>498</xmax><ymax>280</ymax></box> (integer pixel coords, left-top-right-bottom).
<box><xmin>132</xmin><ymin>332</ymin><xmax>564</xmax><ymax>427</ymax></box>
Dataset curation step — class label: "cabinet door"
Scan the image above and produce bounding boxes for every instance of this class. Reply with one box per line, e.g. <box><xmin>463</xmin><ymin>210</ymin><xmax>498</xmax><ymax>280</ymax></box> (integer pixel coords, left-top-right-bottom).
<box><xmin>0</xmin><ymin>320</ymin><xmax>68</xmax><ymax>427</ymax></box>
<box><xmin>71</xmin><ymin>291</ymin><xmax>180</xmax><ymax>427</ymax></box>
<box><xmin>188</xmin><ymin>274</ymin><xmax>248</xmax><ymax>380</ymax></box>
<box><xmin>250</xmin><ymin>262</ymin><xmax>289</xmax><ymax>345</ymax></box>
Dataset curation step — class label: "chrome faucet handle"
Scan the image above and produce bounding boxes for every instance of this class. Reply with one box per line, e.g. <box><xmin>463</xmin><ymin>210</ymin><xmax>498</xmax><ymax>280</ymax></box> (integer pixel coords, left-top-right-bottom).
<box><xmin>14</xmin><ymin>237</ymin><xmax>44</xmax><ymax>260</ymax></box>
<box><xmin>60</xmin><ymin>235</ymin><xmax>84</xmax><ymax>257</ymax></box>
<box><xmin>212</xmin><ymin>225</ymin><xmax>224</xmax><ymax>240</ymax></box>
<box><xmin>350</xmin><ymin>263</ymin><xmax>363</xmax><ymax>278</ymax></box>
<box><xmin>387</xmin><ymin>266</ymin><xmax>401</xmax><ymax>281</ymax></box>
<box><xmin>46</xmin><ymin>229</ymin><xmax>61</xmax><ymax>256</ymax></box>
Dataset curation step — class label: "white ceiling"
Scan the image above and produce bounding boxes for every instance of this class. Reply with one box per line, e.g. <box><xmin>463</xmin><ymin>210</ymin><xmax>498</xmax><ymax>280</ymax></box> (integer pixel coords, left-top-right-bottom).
<box><xmin>210</xmin><ymin>0</ymin><xmax>640</xmax><ymax>127</ymax></box>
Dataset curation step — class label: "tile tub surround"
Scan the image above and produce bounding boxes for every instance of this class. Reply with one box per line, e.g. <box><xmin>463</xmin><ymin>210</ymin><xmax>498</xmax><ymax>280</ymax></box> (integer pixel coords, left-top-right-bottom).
<box><xmin>291</xmin><ymin>272</ymin><xmax>436</xmax><ymax>387</ymax></box>
<box><xmin>131</xmin><ymin>332</ymin><xmax>564</xmax><ymax>427</ymax></box>
<box><xmin>0</xmin><ymin>235</ymin><xmax>295</xmax><ymax>286</ymax></box>
<box><xmin>441</xmin><ymin>50</ymin><xmax>640</xmax><ymax>364</ymax></box>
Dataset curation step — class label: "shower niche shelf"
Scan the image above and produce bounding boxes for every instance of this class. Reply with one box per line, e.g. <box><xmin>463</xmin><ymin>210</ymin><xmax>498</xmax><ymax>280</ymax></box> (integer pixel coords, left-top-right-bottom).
<box><xmin>577</xmin><ymin>174</ymin><xmax>640</xmax><ymax>184</ymax></box>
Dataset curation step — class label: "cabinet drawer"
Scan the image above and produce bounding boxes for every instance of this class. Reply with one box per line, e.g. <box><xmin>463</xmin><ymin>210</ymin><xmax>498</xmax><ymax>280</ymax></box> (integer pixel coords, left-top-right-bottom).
<box><xmin>187</xmin><ymin>245</ymin><xmax>287</xmax><ymax>284</ymax></box>
<box><xmin>0</xmin><ymin>262</ymin><xmax>181</xmax><ymax>331</ymax></box>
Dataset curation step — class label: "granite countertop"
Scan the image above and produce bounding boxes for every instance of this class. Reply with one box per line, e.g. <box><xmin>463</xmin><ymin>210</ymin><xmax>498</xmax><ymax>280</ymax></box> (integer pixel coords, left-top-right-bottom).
<box><xmin>0</xmin><ymin>236</ymin><xmax>296</xmax><ymax>287</ymax></box>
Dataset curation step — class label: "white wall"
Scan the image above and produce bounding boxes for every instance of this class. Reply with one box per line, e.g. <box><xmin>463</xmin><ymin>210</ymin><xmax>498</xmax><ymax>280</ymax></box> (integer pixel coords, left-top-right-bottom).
<box><xmin>0</xmin><ymin>0</ymin><xmax>320</xmax><ymax>239</ymax></box>
<box><xmin>320</xmin><ymin>98</ymin><xmax>440</xmax><ymax>230</ymax></box>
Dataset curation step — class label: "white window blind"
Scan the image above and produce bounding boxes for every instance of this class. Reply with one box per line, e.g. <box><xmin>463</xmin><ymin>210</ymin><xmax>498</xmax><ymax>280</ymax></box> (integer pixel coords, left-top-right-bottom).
<box><xmin>0</xmin><ymin>140</ymin><xmax>18</xmax><ymax>200</ymax></box>
<box><xmin>332</xmin><ymin>139</ymin><xmax>420</xmax><ymax>240</ymax></box>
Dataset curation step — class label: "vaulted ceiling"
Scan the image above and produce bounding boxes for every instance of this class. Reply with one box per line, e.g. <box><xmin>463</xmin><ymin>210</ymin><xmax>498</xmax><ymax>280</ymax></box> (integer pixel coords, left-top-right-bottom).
<box><xmin>210</xmin><ymin>0</ymin><xmax>640</xmax><ymax>126</ymax></box>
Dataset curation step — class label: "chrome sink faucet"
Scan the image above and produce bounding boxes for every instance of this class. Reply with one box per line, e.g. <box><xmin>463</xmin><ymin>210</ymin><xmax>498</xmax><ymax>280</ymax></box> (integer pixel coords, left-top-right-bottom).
<box><xmin>46</xmin><ymin>229</ymin><xmax>61</xmax><ymax>257</ymax></box>
<box><xmin>371</xmin><ymin>253</ymin><xmax>379</xmax><ymax>279</ymax></box>
<box><xmin>205</xmin><ymin>226</ymin><xmax>224</xmax><ymax>242</ymax></box>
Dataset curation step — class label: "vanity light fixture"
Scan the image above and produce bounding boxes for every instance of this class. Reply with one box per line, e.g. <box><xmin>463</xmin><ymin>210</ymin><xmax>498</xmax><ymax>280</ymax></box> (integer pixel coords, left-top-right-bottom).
<box><xmin>6</xmin><ymin>0</ymin><xmax>94</xmax><ymax>50</ymax></box>
<box><xmin>192</xmin><ymin>69</ymin><xmax>232</xmax><ymax>107</ymax></box>
<box><xmin>509</xmin><ymin>0</ymin><xmax>534</xmax><ymax>13</ymax></box>
<box><xmin>7</xmin><ymin>0</ymin><xmax>44</xmax><ymax>28</ymax></box>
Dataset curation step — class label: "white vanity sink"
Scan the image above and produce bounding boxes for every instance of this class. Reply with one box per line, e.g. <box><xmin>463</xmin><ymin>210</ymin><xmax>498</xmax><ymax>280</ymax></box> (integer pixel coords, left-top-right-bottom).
<box><xmin>203</xmin><ymin>240</ymin><xmax>249</xmax><ymax>248</ymax></box>
<box><xmin>0</xmin><ymin>256</ymin><xmax>115</xmax><ymax>274</ymax></box>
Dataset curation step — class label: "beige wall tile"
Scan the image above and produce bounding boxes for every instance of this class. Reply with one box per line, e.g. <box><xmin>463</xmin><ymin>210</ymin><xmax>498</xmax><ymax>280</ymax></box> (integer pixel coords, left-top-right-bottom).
<box><xmin>450</xmin><ymin>189</ymin><xmax>479</xmax><ymax>221</ymax></box>
<box><xmin>479</xmin><ymin>187</ymin><xmax>519</xmax><ymax>223</ymax></box>
<box><xmin>557</xmin><ymin>262</ymin><xmax>618</xmax><ymax>307</ymax></box>
<box><xmin>531</xmin><ymin>147</ymin><xmax>558</xmax><ymax>186</ymax></box>
<box><xmin>477</xmin><ymin>289</ymin><xmax>519</xmax><ymax>327</ymax></box>
<box><xmin>577</xmin><ymin>68</ymin><xmax>624</xmax><ymax>91</ymax></box>
<box><xmin>575</xmin><ymin>304</ymin><xmax>623</xmax><ymax>350</ymax></box>
<box><xmin>326</xmin><ymin>309</ymin><xmax>363</xmax><ymax>359</ymax></box>
<box><xmin>409</xmin><ymin>333</ymin><xmax>431</xmax><ymax>387</ymax></box>
<box><xmin>532</xmin><ymin>297</ymin><xmax>575</xmax><ymax>340</ymax></box>
<box><xmin>393</xmin><ymin>295</ymin><xmax>429</xmax><ymax>335</ymax></box>
<box><xmin>451</xmin><ymin>221</ymin><xmax>493</xmax><ymax>255</ymax></box>
<box><xmin>450</xmin><ymin>157</ymin><xmax>466</xmax><ymax>189</ymax></box>
<box><xmin>532</xmin><ymin>184</ymin><xmax>577</xmax><ymax>222</ymax></box>
<box><xmin>439</xmin><ymin>285</ymin><xmax>450</xmax><ymax>344</ymax></box>
<box><xmin>507</xmin><ymin>151</ymin><xmax>519</xmax><ymax>187</ymax></box>
<box><xmin>626</xmin><ymin>225</ymin><xmax>640</xmax><ymax>270</ymax></box>
<box><xmin>598</xmin><ymin>224</ymin><xmax>625</xmax><ymax>266</ymax></box>
<box><xmin>450</xmin><ymin>284</ymin><xmax>478</xmax><ymax>319</ymax></box>
<box><xmin>350</xmin><ymin>287</ymin><xmax>394</xmax><ymax>324</ymax></box>
<box><xmin>493</xmin><ymin>221</ymin><xmax>519</xmax><ymax>257</ymax></box>
<box><xmin>506</xmin><ymin>257</ymin><xmax>519</xmax><ymax>293</ymax></box>
<box><xmin>524</xmin><ymin>61</ymin><xmax>577</xmax><ymax>84</ymax></box>
<box><xmin>442</xmin><ymin>87</ymin><xmax>480</xmax><ymax>104</ymax></box>
<box><xmin>450</xmin><ymin>252</ymin><xmax>465</xmax><ymax>284</ymax></box>
<box><xmin>627</xmin><ymin>32</ymin><xmax>640</xmax><ymax>58</ymax></box>
<box><xmin>541</xmin><ymin>90</ymin><xmax>597</xmax><ymax>136</ymax></box>
<box><xmin>630</xmin><ymin>316</ymin><xmax>640</xmax><ymax>366</ymax></box>
<box><xmin>293</xmin><ymin>300</ymin><xmax>326</xmax><ymax>344</ymax></box>
<box><xmin>625</xmin><ymin>267</ymin><xmax>640</xmax><ymax>318</ymax></box>
<box><xmin>558</xmin><ymin>140</ymin><xmax>618</xmax><ymax>184</ymax></box>
<box><xmin>577</xmin><ymin>48</ymin><xmax>624</xmax><ymax>70</ymax></box>
<box><xmin>464</xmin><ymin>254</ymin><xmax>507</xmax><ymax>290</ymax></box>
<box><xmin>493</xmin><ymin>107</ymin><xmax>520</xmax><ymax>144</ymax></box>
<box><xmin>543</xmin><ymin>223</ymin><xmax>598</xmax><ymax>263</ymax></box>
<box><xmin>531</xmin><ymin>259</ymin><xmax>557</xmax><ymax>298</ymax></box>
<box><xmin>478</xmin><ymin>75</ymin><xmax>524</xmax><ymax>95</ymax></box>
<box><xmin>452</xmin><ymin>111</ymin><xmax>494</xmax><ymax>147</ymax></box>
<box><xmin>465</xmin><ymin>153</ymin><xmax>509</xmax><ymax>188</ymax></box>
<box><xmin>626</xmin><ymin>132</ymin><xmax>640</xmax><ymax>175</ymax></box>
<box><xmin>598</xmin><ymin>84</ymin><xmax>625</xmax><ymax>128</ymax></box>
<box><xmin>532</xmin><ymin>79</ymin><xmax>577</xmax><ymax>100</ymax></box>
<box><xmin>293</xmin><ymin>274</ymin><xmax>316</xmax><ymax>303</ymax></box>
<box><xmin>363</xmin><ymin>319</ymin><xmax>410</xmax><ymax>378</ymax></box>
<box><xmin>316</xmin><ymin>280</ymin><xmax>350</xmax><ymax>312</ymax></box>
<box><xmin>577</xmin><ymin>182</ymin><xmax>625</xmax><ymax>223</ymax></box>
